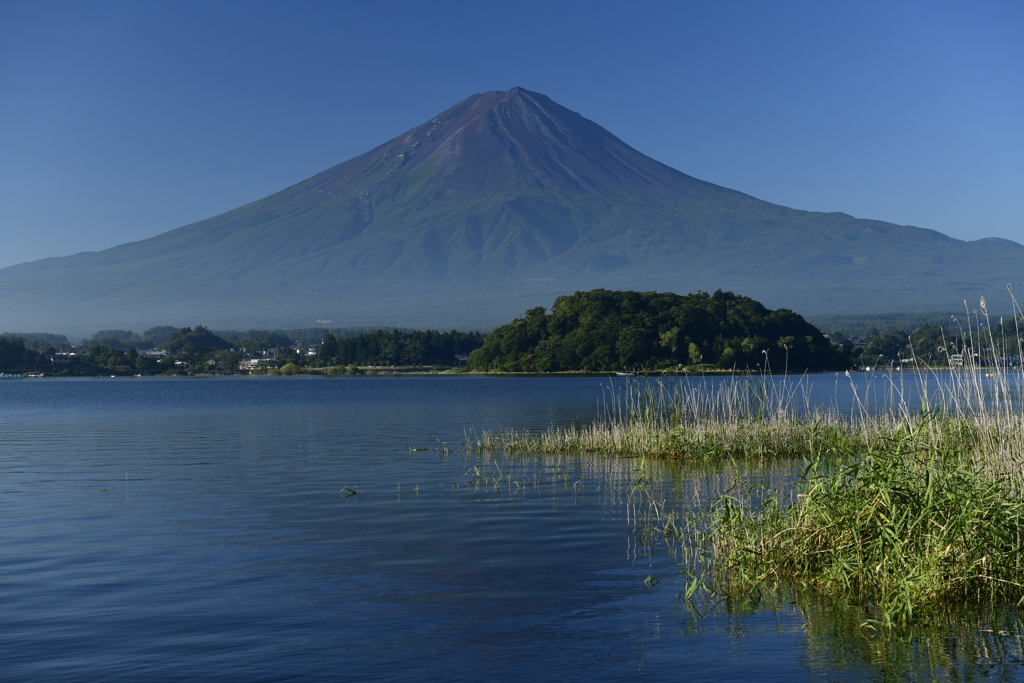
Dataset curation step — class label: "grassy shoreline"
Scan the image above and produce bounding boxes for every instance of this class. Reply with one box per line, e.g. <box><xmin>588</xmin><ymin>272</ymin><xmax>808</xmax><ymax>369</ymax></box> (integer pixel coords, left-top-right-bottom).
<box><xmin>473</xmin><ymin>362</ymin><xmax>1024</xmax><ymax>628</ymax></box>
<box><xmin>677</xmin><ymin>414</ymin><xmax>1024</xmax><ymax>629</ymax></box>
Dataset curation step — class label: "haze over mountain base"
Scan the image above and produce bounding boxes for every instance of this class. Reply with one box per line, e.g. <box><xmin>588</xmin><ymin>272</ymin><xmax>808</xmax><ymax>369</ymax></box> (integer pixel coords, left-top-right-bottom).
<box><xmin>2</xmin><ymin>88</ymin><xmax>1020</xmax><ymax>335</ymax></box>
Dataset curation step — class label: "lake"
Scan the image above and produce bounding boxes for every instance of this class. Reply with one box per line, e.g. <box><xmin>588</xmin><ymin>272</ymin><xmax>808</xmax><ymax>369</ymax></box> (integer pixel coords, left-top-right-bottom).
<box><xmin>1</xmin><ymin>374</ymin><xmax>1022</xmax><ymax>681</ymax></box>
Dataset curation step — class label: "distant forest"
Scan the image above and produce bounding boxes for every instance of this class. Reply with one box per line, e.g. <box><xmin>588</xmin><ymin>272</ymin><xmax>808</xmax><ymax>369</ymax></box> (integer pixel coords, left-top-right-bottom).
<box><xmin>3</xmin><ymin>290</ymin><xmax>1019</xmax><ymax>375</ymax></box>
<box><xmin>805</xmin><ymin>312</ymin><xmax>961</xmax><ymax>339</ymax></box>
<box><xmin>315</xmin><ymin>330</ymin><xmax>484</xmax><ymax>367</ymax></box>
<box><xmin>0</xmin><ymin>326</ymin><xmax>482</xmax><ymax>375</ymax></box>
<box><xmin>0</xmin><ymin>326</ymin><xmax>409</xmax><ymax>354</ymax></box>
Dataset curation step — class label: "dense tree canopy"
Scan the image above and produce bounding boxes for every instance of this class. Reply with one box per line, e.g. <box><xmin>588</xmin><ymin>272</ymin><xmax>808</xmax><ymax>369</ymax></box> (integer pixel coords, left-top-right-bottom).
<box><xmin>88</xmin><ymin>329</ymin><xmax>145</xmax><ymax>351</ymax></box>
<box><xmin>142</xmin><ymin>326</ymin><xmax>181</xmax><ymax>347</ymax></box>
<box><xmin>85</xmin><ymin>346</ymin><xmax>160</xmax><ymax>374</ymax></box>
<box><xmin>0</xmin><ymin>337</ymin><xmax>47</xmax><ymax>372</ymax></box>
<box><xmin>835</xmin><ymin>323</ymin><xmax>968</xmax><ymax>366</ymax></box>
<box><xmin>0</xmin><ymin>332</ymin><xmax>71</xmax><ymax>352</ymax></box>
<box><xmin>316</xmin><ymin>329</ymin><xmax>485</xmax><ymax>367</ymax></box>
<box><xmin>469</xmin><ymin>289</ymin><xmax>849</xmax><ymax>373</ymax></box>
<box><xmin>164</xmin><ymin>326</ymin><xmax>232</xmax><ymax>354</ymax></box>
<box><xmin>215</xmin><ymin>329</ymin><xmax>295</xmax><ymax>352</ymax></box>
<box><xmin>852</xmin><ymin>317</ymin><xmax>1024</xmax><ymax>367</ymax></box>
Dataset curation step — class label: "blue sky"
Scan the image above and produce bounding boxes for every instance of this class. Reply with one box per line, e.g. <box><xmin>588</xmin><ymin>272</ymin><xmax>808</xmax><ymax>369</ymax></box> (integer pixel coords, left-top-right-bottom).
<box><xmin>1</xmin><ymin>0</ymin><xmax>1021</xmax><ymax>269</ymax></box>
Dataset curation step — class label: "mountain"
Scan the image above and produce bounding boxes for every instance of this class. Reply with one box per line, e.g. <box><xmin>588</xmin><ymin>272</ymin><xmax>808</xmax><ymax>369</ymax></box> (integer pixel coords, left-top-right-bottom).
<box><xmin>1</xmin><ymin>87</ymin><xmax>1021</xmax><ymax>334</ymax></box>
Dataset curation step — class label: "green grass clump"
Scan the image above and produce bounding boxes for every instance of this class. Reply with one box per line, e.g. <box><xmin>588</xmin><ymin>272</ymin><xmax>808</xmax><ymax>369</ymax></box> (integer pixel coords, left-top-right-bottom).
<box><xmin>700</xmin><ymin>417</ymin><xmax>1024</xmax><ymax>628</ymax></box>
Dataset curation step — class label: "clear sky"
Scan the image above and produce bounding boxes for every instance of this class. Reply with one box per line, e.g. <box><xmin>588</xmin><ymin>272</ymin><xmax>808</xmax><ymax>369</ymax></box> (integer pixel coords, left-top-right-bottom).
<box><xmin>1</xmin><ymin>0</ymin><xmax>1021</xmax><ymax>269</ymax></box>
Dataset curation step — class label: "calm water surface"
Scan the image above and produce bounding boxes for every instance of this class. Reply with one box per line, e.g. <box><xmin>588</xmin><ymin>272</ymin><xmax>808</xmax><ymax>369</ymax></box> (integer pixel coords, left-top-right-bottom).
<box><xmin>1</xmin><ymin>375</ymin><xmax>1022</xmax><ymax>681</ymax></box>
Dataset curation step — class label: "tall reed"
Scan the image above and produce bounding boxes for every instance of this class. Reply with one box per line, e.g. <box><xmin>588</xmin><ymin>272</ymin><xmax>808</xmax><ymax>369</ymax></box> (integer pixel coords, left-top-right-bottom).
<box><xmin>474</xmin><ymin>372</ymin><xmax>1024</xmax><ymax>486</ymax></box>
<box><xmin>686</xmin><ymin>414</ymin><xmax>1024</xmax><ymax>628</ymax></box>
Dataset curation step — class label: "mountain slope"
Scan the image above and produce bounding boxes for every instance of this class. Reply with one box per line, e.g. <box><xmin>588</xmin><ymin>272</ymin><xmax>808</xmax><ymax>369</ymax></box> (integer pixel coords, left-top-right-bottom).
<box><xmin>0</xmin><ymin>87</ymin><xmax>1020</xmax><ymax>333</ymax></box>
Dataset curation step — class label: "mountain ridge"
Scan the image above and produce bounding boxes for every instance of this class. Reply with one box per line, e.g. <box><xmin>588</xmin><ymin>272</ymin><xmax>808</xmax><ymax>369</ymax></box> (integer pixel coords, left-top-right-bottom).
<box><xmin>0</xmin><ymin>87</ymin><xmax>1019</xmax><ymax>334</ymax></box>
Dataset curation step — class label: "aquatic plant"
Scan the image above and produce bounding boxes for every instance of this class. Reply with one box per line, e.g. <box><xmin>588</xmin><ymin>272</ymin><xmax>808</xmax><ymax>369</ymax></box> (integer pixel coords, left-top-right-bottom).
<box><xmin>679</xmin><ymin>414</ymin><xmax>1024</xmax><ymax>628</ymax></box>
<box><xmin>473</xmin><ymin>352</ymin><xmax>1024</xmax><ymax>489</ymax></box>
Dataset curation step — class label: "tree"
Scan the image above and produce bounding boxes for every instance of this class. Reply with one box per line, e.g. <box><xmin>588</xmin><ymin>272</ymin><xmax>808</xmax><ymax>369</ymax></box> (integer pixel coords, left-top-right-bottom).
<box><xmin>688</xmin><ymin>342</ymin><xmax>703</xmax><ymax>366</ymax></box>
<box><xmin>317</xmin><ymin>333</ymin><xmax>339</xmax><ymax>366</ymax></box>
<box><xmin>863</xmin><ymin>331</ymin><xmax>910</xmax><ymax>365</ymax></box>
<box><xmin>0</xmin><ymin>337</ymin><xmax>46</xmax><ymax>371</ymax></box>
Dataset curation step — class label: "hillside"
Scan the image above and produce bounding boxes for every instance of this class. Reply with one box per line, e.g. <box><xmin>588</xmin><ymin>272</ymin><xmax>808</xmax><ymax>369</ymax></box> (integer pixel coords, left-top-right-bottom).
<box><xmin>0</xmin><ymin>87</ymin><xmax>1019</xmax><ymax>334</ymax></box>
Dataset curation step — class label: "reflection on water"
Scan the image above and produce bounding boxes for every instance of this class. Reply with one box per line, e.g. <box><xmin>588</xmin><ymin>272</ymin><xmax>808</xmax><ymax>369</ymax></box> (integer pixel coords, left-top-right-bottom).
<box><xmin>626</xmin><ymin>456</ymin><xmax>1024</xmax><ymax>682</ymax></box>
<box><xmin>678</xmin><ymin>580</ymin><xmax>1024</xmax><ymax>682</ymax></box>
<box><xmin>0</xmin><ymin>376</ymin><xmax>1022</xmax><ymax>681</ymax></box>
<box><xmin>799</xmin><ymin>598</ymin><xmax>1024</xmax><ymax>682</ymax></box>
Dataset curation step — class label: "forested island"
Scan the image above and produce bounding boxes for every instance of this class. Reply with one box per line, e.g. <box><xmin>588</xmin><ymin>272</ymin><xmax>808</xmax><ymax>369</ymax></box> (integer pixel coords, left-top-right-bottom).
<box><xmin>469</xmin><ymin>289</ymin><xmax>848</xmax><ymax>372</ymax></box>
<box><xmin>0</xmin><ymin>289</ymin><xmax>1010</xmax><ymax>376</ymax></box>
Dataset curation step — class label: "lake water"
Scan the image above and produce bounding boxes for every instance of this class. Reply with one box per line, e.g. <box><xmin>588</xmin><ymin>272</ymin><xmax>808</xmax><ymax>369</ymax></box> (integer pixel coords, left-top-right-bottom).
<box><xmin>2</xmin><ymin>374</ymin><xmax>1023</xmax><ymax>681</ymax></box>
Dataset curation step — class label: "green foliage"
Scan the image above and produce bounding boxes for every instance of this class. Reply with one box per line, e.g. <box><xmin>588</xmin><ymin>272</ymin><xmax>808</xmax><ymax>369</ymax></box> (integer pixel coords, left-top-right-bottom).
<box><xmin>22</xmin><ymin>343</ymin><xmax>160</xmax><ymax>376</ymax></box>
<box><xmin>85</xmin><ymin>345</ymin><xmax>140</xmax><ymax>373</ymax></box>
<box><xmin>1</xmin><ymin>323</ymin><xmax>480</xmax><ymax>374</ymax></box>
<box><xmin>143</xmin><ymin>326</ymin><xmax>181</xmax><ymax>346</ymax></box>
<box><xmin>0</xmin><ymin>332</ymin><xmax>71</xmax><ymax>352</ymax></box>
<box><xmin>473</xmin><ymin>367</ymin><xmax>1024</xmax><ymax>630</ymax></box>
<box><xmin>88</xmin><ymin>329</ymin><xmax>147</xmax><ymax>351</ymax></box>
<box><xmin>282</xmin><ymin>327</ymin><xmax>407</xmax><ymax>347</ymax></box>
<box><xmin>806</xmin><ymin>313</ymin><xmax>961</xmax><ymax>340</ymax></box>
<box><xmin>314</xmin><ymin>329</ymin><xmax>484</xmax><ymax>367</ymax></box>
<box><xmin>704</xmin><ymin>418</ymin><xmax>1024</xmax><ymax>628</ymax></box>
<box><xmin>852</xmin><ymin>323</ymin><xmax>966</xmax><ymax>366</ymax></box>
<box><xmin>212</xmin><ymin>327</ymin><xmax>410</xmax><ymax>350</ymax></box>
<box><xmin>469</xmin><ymin>289</ymin><xmax>848</xmax><ymax>373</ymax></box>
<box><xmin>863</xmin><ymin>330</ymin><xmax>912</xmax><ymax>365</ymax></box>
<box><xmin>908</xmin><ymin>324</ymin><xmax>950</xmax><ymax>363</ymax></box>
<box><xmin>217</xmin><ymin>329</ymin><xmax>294</xmax><ymax>351</ymax></box>
<box><xmin>164</xmin><ymin>326</ymin><xmax>232</xmax><ymax>354</ymax></box>
<box><xmin>274</xmin><ymin>348</ymin><xmax>303</xmax><ymax>368</ymax></box>
<box><xmin>317</xmin><ymin>333</ymin><xmax>339</xmax><ymax>366</ymax></box>
<box><xmin>0</xmin><ymin>337</ymin><xmax>48</xmax><ymax>371</ymax></box>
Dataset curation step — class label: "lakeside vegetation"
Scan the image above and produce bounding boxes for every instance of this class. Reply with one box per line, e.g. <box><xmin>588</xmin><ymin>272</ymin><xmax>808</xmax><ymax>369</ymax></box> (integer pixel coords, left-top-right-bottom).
<box><xmin>695</xmin><ymin>418</ymin><xmax>1024</xmax><ymax>629</ymax></box>
<box><xmin>473</xmin><ymin>293</ymin><xmax>1024</xmax><ymax>629</ymax></box>
<box><xmin>477</xmin><ymin>372</ymin><xmax>1024</xmax><ymax>628</ymax></box>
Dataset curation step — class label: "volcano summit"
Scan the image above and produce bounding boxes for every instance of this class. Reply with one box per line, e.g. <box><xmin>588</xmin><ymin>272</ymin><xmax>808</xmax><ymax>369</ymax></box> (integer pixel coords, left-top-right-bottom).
<box><xmin>1</xmin><ymin>87</ymin><xmax>1021</xmax><ymax>332</ymax></box>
